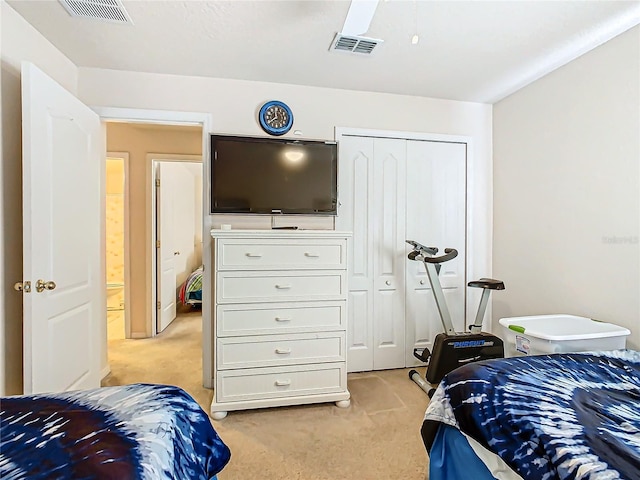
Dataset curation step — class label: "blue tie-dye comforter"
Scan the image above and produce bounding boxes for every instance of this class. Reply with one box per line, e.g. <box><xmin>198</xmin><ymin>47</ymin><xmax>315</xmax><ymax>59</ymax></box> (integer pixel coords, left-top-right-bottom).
<box><xmin>0</xmin><ymin>383</ymin><xmax>231</xmax><ymax>479</ymax></box>
<box><xmin>423</xmin><ymin>350</ymin><xmax>640</xmax><ymax>480</ymax></box>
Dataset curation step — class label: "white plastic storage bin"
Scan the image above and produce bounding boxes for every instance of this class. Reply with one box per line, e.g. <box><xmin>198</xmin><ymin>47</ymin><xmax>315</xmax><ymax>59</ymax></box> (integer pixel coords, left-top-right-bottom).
<box><xmin>499</xmin><ymin>314</ymin><xmax>630</xmax><ymax>357</ymax></box>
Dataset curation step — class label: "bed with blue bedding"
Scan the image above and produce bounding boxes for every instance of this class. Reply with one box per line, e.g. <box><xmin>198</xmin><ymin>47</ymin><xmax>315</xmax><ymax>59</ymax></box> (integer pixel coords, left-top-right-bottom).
<box><xmin>0</xmin><ymin>383</ymin><xmax>230</xmax><ymax>479</ymax></box>
<box><xmin>180</xmin><ymin>266</ymin><xmax>203</xmax><ymax>306</ymax></box>
<box><xmin>422</xmin><ymin>350</ymin><xmax>640</xmax><ymax>480</ymax></box>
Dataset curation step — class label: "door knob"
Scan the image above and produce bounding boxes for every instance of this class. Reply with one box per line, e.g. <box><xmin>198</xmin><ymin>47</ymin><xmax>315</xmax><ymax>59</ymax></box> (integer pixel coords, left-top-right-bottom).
<box><xmin>385</xmin><ymin>280</ymin><xmax>391</xmax><ymax>286</ymax></box>
<box><xmin>420</xmin><ymin>280</ymin><xmax>425</xmax><ymax>285</ymax></box>
<box><xmin>174</xmin><ymin>251</ymin><xmax>180</xmax><ymax>256</ymax></box>
<box><xmin>36</xmin><ymin>280</ymin><xmax>56</xmax><ymax>293</ymax></box>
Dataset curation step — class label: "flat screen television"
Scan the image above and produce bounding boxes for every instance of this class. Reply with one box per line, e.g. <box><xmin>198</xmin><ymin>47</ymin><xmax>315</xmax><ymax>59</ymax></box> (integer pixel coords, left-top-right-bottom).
<box><xmin>210</xmin><ymin>135</ymin><xmax>338</xmax><ymax>215</ymax></box>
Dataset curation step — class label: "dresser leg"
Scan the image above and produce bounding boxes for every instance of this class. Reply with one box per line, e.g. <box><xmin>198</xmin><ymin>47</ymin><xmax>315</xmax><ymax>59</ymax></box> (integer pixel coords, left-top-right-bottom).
<box><xmin>211</xmin><ymin>410</ymin><xmax>228</xmax><ymax>420</ymax></box>
<box><xmin>335</xmin><ymin>399</ymin><xmax>351</xmax><ymax>408</ymax></box>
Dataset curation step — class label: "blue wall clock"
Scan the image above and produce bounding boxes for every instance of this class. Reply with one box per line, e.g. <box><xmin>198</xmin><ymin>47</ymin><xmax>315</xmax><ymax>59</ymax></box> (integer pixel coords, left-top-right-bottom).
<box><xmin>258</xmin><ymin>100</ymin><xmax>293</xmax><ymax>136</ymax></box>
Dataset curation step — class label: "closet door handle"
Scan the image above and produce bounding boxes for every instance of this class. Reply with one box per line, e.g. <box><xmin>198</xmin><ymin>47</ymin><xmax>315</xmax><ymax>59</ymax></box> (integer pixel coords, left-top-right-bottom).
<box><xmin>275</xmin><ymin>379</ymin><xmax>291</xmax><ymax>387</ymax></box>
<box><xmin>420</xmin><ymin>280</ymin><xmax>425</xmax><ymax>285</ymax></box>
<box><xmin>275</xmin><ymin>284</ymin><xmax>292</xmax><ymax>290</ymax></box>
<box><xmin>245</xmin><ymin>253</ymin><xmax>262</xmax><ymax>258</ymax></box>
<box><xmin>304</xmin><ymin>252</ymin><xmax>320</xmax><ymax>258</ymax></box>
<box><xmin>275</xmin><ymin>348</ymin><xmax>291</xmax><ymax>355</ymax></box>
<box><xmin>275</xmin><ymin>317</ymin><xmax>292</xmax><ymax>322</ymax></box>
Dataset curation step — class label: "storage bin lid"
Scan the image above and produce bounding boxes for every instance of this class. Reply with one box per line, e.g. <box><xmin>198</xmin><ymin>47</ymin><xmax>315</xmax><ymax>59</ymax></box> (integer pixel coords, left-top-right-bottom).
<box><xmin>499</xmin><ymin>314</ymin><xmax>631</xmax><ymax>341</ymax></box>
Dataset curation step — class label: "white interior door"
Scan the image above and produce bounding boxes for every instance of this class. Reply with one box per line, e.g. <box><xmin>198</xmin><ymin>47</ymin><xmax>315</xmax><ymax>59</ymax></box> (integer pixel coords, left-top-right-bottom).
<box><xmin>336</xmin><ymin>136</ymin><xmax>375</xmax><ymax>372</ymax></box>
<box><xmin>405</xmin><ymin>140</ymin><xmax>466</xmax><ymax>366</ymax></box>
<box><xmin>156</xmin><ymin>162</ymin><xmax>182</xmax><ymax>333</ymax></box>
<box><xmin>338</xmin><ymin>132</ymin><xmax>468</xmax><ymax>372</ymax></box>
<box><xmin>21</xmin><ymin>62</ymin><xmax>103</xmax><ymax>394</ymax></box>
<box><xmin>337</xmin><ymin>136</ymin><xmax>407</xmax><ymax>371</ymax></box>
<box><xmin>372</xmin><ymin>138</ymin><xmax>406</xmax><ymax>370</ymax></box>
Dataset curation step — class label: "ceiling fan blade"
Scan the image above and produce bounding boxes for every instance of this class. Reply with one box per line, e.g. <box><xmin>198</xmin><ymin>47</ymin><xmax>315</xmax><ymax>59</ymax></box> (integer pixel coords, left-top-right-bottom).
<box><xmin>341</xmin><ymin>0</ymin><xmax>380</xmax><ymax>36</ymax></box>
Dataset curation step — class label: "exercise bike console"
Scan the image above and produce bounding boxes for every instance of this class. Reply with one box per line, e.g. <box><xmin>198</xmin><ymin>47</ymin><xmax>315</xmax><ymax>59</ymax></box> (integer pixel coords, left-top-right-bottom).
<box><xmin>406</xmin><ymin>240</ymin><xmax>505</xmax><ymax>397</ymax></box>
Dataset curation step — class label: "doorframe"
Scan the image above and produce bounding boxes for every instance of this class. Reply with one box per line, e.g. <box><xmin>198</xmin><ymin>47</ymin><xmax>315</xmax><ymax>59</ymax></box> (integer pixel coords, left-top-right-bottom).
<box><xmin>148</xmin><ymin>154</ymin><xmax>202</xmax><ymax>337</ymax></box>
<box><xmin>335</xmin><ymin>126</ymin><xmax>491</xmax><ymax>329</ymax></box>
<box><xmin>92</xmin><ymin>107</ymin><xmax>214</xmax><ymax>389</ymax></box>
<box><xmin>105</xmin><ymin>151</ymin><xmax>131</xmax><ymax>342</ymax></box>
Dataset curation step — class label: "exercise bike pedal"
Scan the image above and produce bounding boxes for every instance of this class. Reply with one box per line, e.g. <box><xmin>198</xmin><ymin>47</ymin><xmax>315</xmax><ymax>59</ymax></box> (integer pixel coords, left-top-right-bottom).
<box><xmin>413</xmin><ymin>347</ymin><xmax>431</xmax><ymax>363</ymax></box>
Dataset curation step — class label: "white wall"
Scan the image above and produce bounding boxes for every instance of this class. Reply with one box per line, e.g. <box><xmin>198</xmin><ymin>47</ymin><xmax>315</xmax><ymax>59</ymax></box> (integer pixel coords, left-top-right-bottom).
<box><xmin>79</xmin><ymin>68</ymin><xmax>493</xmax><ymax>289</ymax></box>
<box><xmin>493</xmin><ymin>26</ymin><xmax>640</xmax><ymax>349</ymax></box>
<box><xmin>0</xmin><ymin>0</ymin><xmax>79</xmax><ymax>395</ymax></box>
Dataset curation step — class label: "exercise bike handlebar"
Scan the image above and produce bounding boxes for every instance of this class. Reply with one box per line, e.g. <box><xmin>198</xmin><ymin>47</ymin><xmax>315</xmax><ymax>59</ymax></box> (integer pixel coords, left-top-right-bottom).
<box><xmin>423</xmin><ymin>248</ymin><xmax>458</xmax><ymax>264</ymax></box>
<box><xmin>405</xmin><ymin>240</ymin><xmax>438</xmax><ymax>256</ymax></box>
<box><xmin>406</xmin><ymin>240</ymin><xmax>458</xmax><ymax>264</ymax></box>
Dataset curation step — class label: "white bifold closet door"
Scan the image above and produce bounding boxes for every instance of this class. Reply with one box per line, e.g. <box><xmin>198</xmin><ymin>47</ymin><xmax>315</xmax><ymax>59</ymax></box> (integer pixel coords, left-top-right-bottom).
<box><xmin>337</xmin><ymin>134</ymin><xmax>466</xmax><ymax>373</ymax></box>
<box><xmin>337</xmin><ymin>136</ymin><xmax>406</xmax><ymax>372</ymax></box>
<box><xmin>404</xmin><ymin>140</ymin><xmax>466</xmax><ymax>367</ymax></box>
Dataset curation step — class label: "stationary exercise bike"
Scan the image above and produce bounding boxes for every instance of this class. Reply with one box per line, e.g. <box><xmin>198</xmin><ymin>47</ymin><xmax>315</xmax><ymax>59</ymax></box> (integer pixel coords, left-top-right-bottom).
<box><xmin>406</xmin><ymin>240</ymin><xmax>505</xmax><ymax>397</ymax></box>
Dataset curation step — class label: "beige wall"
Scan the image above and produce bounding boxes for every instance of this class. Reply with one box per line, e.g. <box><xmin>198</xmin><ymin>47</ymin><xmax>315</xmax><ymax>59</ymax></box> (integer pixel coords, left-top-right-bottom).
<box><xmin>0</xmin><ymin>0</ymin><xmax>78</xmax><ymax>395</ymax></box>
<box><xmin>106</xmin><ymin>123</ymin><xmax>202</xmax><ymax>336</ymax></box>
<box><xmin>493</xmin><ymin>26</ymin><xmax>640</xmax><ymax>349</ymax></box>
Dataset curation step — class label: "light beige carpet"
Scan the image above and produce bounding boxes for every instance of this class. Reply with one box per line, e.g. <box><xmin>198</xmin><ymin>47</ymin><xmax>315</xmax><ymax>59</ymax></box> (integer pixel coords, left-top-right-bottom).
<box><xmin>103</xmin><ymin>311</ymin><xmax>431</xmax><ymax>479</ymax></box>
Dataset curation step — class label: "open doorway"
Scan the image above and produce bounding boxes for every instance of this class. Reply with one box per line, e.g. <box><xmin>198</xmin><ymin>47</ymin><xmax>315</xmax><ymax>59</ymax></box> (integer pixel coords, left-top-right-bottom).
<box><xmin>102</xmin><ymin>121</ymin><xmax>207</xmax><ymax>398</ymax></box>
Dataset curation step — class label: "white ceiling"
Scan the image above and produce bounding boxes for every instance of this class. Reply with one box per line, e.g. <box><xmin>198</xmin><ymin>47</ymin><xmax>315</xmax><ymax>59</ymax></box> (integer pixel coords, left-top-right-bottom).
<box><xmin>8</xmin><ymin>0</ymin><xmax>640</xmax><ymax>103</ymax></box>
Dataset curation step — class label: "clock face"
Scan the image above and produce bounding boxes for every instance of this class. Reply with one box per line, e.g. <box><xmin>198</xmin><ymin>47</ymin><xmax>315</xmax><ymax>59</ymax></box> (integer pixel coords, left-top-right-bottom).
<box><xmin>259</xmin><ymin>101</ymin><xmax>293</xmax><ymax>136</ymax></box>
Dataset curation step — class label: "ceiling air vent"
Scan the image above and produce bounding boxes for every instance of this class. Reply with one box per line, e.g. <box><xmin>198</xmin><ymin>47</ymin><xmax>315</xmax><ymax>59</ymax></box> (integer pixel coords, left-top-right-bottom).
<box><xmin>330</xmin><ymin>33</ymin><xmax>383</xmax><ymax>56</ymax></box>
<box><xmin>58</xmin><ymin>0</ymin><xmax>133</xmax><ymax>24</ymax></box>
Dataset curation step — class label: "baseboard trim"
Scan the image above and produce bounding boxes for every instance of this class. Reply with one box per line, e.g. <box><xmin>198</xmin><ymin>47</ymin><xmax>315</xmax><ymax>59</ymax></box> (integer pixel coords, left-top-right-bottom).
<box><xmin>100</xmin><ymin>364</ymin><xmax>111</xmax><ymax>381</ymax></box>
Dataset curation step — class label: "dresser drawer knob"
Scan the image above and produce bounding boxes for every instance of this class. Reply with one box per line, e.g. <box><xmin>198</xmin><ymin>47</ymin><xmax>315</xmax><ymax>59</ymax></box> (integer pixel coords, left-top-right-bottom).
<box><xmin>275</xmin><ymin>284</ymin><xmax>292</xmax><ymax>290</ymax></box>
<box><xmin>245</xmin><ymin>253</ymin><xmax>263</xmax><ymax>258</ymax></box>
<box><xmin>275</xmin><ymin>317</ymin><xmax>292</xmax><ymax>322</ymax></box>
<box><xmin>275</xmin><ymin>379</ymin><xmax>291</xmax><ymax>387</ymax></box>
<box><xmin>304</xmin><ymin>252</ymin><xmax>320</xmax><ymax>258</ymax></box>
<box><xmin>275</xmin><ymin>348</ymin><xmax>292</xmax><ymax>355</ymax></box>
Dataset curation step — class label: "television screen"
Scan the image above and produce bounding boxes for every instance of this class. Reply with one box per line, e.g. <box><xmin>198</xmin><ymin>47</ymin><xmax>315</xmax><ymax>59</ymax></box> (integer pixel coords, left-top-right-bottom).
<box><xmin>210</xmin><ymin>135</ymin><xmax>337</xmax><ymax>215</ymax></box>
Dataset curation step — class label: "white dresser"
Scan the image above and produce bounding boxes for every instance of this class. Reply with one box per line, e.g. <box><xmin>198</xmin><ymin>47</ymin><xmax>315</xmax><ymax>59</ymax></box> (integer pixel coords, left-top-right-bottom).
<box><xmin>210</xmin><ymin>230</ymin><xmax>351</xmax><ymax>419</ymax></box>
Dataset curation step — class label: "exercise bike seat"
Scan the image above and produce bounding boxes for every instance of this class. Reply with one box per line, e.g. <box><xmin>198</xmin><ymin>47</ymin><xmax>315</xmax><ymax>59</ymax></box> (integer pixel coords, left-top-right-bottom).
<box><xmin>468</xmin><ymin>278</ymin><xmax>505</xmax><ymax>290</ymax></box>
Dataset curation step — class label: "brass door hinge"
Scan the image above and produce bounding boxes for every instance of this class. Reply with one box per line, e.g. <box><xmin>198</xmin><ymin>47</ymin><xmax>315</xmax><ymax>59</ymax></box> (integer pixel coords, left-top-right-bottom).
<box><xmin>155</xmin><ymin>179</ymin><xmax>160</xmax><ymax>187</ymax></box>
<box><xmin>157</xmin><ymin>301</ymin><xmax>161</xmax><ymax>310</ymax></box>
<box><xmin>156</xmin><ymin>240</ymin><xmax>161</xmax><ymax>248</ymax></box>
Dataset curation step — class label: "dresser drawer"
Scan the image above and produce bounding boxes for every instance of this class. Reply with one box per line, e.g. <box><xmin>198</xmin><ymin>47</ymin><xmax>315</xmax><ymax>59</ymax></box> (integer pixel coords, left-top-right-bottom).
<box><xmin>215</xmin><ymin>363</ymin><xmax>346</xmax><ymax>403</ymax></box>
<box><xmin>217</xmin><ymin>332</ymin><xmax>345</xmax><ymax>369</ymax></box>
<box><xmin>216</xmin><ymin>271</ymin><xmax>346</xmax><ymax>303</ymax></box>
<box><xmin>217</xmin><ymin>238</ymin><xmax>346</xmax><ymax>270</ymax></box>
<box><xmin>216</xmin><ymin>302</ymin><xmax>345</xmax><ymax>336</ymax></box>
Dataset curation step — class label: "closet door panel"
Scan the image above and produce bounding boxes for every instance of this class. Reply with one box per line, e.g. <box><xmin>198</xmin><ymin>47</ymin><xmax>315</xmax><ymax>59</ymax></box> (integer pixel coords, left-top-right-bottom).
<box><xmin>337</xmin><ymin>137</ymin><xmax>375</xmax><ymax>372</ymax></box>
<box><xmin>405</xmin><ymin>141</ymin><xmax>466</xmax><ymax>366</ymax></box>
<box><xmin>372</xmin><ymin>138</ymin><xmax>406</xmax><ymax>370</ymax></box>
<box><xmin>347</xmin><ymin>290</ymin><xmax>371</xmax><ymax>372</ymax></box>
